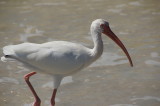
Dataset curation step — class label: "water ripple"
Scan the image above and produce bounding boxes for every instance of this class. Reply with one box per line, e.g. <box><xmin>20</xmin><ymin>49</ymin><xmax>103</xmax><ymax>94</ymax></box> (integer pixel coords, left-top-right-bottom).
<box><xmin>34</xmin><ymin>2</ymin><xmax>66</xmax><ymax>6</ymax></box>
<box><xmin>145</xmin><ymin>60</ymin><xmax>160</xmax><ymax>66</ymax></box>
<box><xmin>110</xmin><ymin>104</ymin><xmax>137</xmax><ymax>106</ymax></box>
<box><xmin>0</xmin><ymin>77</ymin><xmax>19</xmax><ymax>84</ymax></box>
<box><xmin>131</xmin><ymin>96</ymin><xmax>160</xmax><ymax>102</ymax></box>
<box><xmin>90</xmin><ymin>52</ymin><xmax>128</xmax><ymax>67</ymax></box>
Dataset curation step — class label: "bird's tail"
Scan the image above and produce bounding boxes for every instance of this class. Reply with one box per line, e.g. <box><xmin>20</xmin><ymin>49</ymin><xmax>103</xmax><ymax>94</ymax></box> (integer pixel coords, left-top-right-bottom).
<box><xmin>1</xmin><ymin>45</ymin><xmax>16</xmax><ymax>62</ymax></box>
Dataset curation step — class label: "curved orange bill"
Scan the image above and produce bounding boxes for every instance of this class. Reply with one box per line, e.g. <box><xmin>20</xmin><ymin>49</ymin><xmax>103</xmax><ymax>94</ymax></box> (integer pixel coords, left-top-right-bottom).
<box><xmin>103</xmin><ymin>26</ymin><xmax>133</xmax><ymax>67</ymax></box>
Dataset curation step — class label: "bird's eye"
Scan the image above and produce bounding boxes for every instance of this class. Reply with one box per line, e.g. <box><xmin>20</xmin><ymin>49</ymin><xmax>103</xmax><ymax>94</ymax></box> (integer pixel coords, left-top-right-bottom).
<box><xmin>100</xmin><ymin>24</ymin><xmax>105</xmax><ymax>33</ymax></box>
<box><xmin>100</xmin><ymin>24</ymin><xmax>105</xmax><ymax>29</ymax></box>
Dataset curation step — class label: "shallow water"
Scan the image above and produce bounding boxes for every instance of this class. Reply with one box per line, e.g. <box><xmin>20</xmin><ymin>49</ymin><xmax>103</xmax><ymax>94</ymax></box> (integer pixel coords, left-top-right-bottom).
<box><xmin>0</xmin><ymin>0</ymin><xmax>160</xmax><ymax>106</ymax></box>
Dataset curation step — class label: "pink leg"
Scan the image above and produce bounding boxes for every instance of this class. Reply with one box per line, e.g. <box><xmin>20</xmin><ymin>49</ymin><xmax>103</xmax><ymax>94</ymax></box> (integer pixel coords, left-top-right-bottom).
<box><xmin>24</xmin><ymin>72</ymin><xmax>41</xmax><ymax>106</ymax></box>
<box><xmin>51</xmin><ymin>89</ymin><xmax>57</xmax><ymax>106</ymax></box>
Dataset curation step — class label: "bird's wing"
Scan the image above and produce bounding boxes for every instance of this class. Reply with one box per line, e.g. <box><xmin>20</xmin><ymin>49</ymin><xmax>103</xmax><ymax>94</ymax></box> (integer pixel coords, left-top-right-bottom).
<box><xmin>2</xmin><ymin>42</ymin><xmax>91</xmax><ymax>75</ymax></box>
<box><xmin>1</xmin><ymin>43</ymin><xmax>39</xmax><ymax>62</ymax></box>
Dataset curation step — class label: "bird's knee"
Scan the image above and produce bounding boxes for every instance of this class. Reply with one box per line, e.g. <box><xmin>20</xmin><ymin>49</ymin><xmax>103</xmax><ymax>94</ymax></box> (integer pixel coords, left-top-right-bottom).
<box><xmin>24</xmin><ymin>75</ymin><xmax>29</xmax><ymax>81</ymax></box>
<box><xmin>24</xmin><ymin>72</ymin><xmax>37</xmax><ymax>81</ymax></box>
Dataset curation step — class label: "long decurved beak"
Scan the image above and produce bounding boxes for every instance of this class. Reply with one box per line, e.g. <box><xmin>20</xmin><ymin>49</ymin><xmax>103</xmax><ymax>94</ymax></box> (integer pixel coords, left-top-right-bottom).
<box><xmin>103</xmin><ymin>26</ymin><xmax>133</xmax><ymax>67</ymax></box>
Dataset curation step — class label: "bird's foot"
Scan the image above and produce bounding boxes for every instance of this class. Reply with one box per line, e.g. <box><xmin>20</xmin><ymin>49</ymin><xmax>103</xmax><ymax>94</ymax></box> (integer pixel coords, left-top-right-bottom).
<box><xmin>33</xmin><ymin>98</ymin><xmax>41</xmax><ymax>106</ymax></box>
<box><xmin>51</xmin><ymin>101</ymin><xmax>55</xmax><ymax>106</ymax></box>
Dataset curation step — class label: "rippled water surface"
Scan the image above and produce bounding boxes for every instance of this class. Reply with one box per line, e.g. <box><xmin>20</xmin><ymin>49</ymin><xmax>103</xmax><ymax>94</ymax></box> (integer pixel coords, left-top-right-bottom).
<box><xmin>0</xmin><ymin>0</ymin><xmax>160</xmax><ymax>106</ymax></box>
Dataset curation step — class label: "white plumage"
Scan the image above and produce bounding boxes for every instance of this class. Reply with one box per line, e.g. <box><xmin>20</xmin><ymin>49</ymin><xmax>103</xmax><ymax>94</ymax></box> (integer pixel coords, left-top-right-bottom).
<box><xmin>1</xmin><ymin>19</ymin><xmax>133</xmax><ymax>106</ymax></box>
<box><xmin>2</xmin><ymin>41</ymin><xmax>93</xmax><ymax>75</ymax></box>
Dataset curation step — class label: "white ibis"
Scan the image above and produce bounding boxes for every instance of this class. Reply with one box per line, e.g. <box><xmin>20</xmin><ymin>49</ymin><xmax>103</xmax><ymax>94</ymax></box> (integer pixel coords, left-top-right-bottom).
<box><xmin>1</xmin><ymin>19</ymin><xmax>133</xmax><ymax>106</ymax></box>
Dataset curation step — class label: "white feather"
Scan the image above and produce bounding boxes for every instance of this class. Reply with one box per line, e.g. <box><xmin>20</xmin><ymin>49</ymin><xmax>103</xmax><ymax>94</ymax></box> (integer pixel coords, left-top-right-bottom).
<box><xmin>3</xmin><ymin>45</ymin><xmax>15</xmax><ymax>56</ymax></box>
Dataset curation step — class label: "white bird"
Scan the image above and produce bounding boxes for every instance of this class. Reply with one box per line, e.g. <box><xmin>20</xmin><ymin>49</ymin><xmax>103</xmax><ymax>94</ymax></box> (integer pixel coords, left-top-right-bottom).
<box><xmin>1</xmin><ymin>19</ymin><xmax>133</xmax><ymax>106</ymax></box>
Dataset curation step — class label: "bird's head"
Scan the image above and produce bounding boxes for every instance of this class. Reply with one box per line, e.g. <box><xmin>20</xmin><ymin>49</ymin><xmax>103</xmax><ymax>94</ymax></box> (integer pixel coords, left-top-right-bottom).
<box><xmin>92</xmin><ymin>19</ymin><xmax>133</xmax><ymax>67</ymax></box>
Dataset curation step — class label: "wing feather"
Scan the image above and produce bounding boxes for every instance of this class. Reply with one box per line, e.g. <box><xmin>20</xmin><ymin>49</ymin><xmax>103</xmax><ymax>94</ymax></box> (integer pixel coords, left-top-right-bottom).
<box><xmin>1</xmin><ymin>41</ymin><xmax>92</xmax><ymax>75</ymax></box>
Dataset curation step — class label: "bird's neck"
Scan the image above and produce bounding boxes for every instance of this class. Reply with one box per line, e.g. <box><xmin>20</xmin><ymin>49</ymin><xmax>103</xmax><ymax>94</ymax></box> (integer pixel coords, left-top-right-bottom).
<box><xmin>91</xmin><ymin>29</ymin><xmax>103</xmax><ymax>61</ymax></box>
